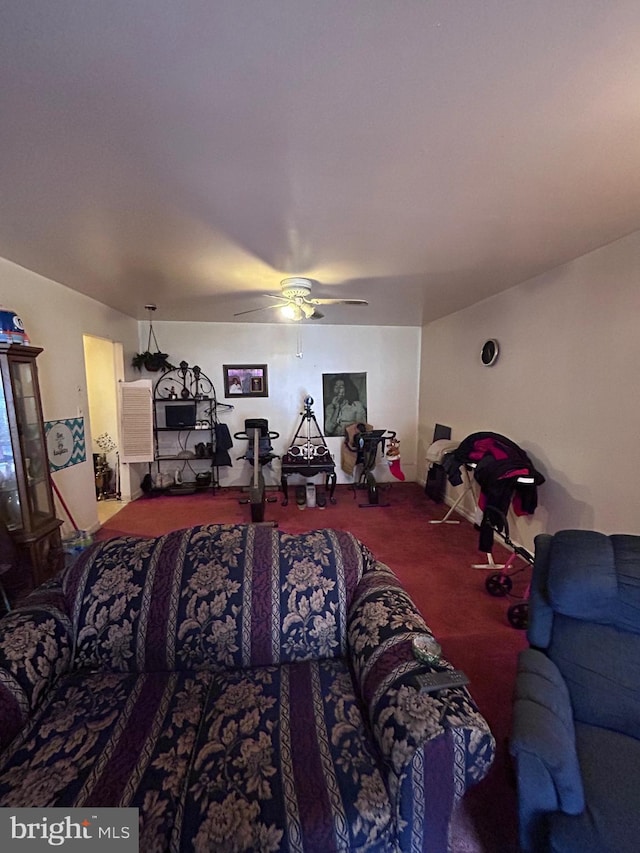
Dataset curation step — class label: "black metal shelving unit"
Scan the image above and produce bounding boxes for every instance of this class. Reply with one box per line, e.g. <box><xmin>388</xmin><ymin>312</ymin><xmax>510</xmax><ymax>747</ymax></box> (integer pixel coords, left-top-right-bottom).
<box><xmin>151</xmin><ymin>362</ymin><xmax>225</xmax><ymax>494</ymax></box>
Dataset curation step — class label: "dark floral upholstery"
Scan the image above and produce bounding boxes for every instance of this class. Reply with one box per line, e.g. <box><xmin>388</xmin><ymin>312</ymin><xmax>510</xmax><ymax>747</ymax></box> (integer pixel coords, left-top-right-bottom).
<box><xmin>0</xmin><ymin>524</ymin><xmax>494</xmax><ymax>851</ymax></box>
<box><xmin>179</xmin><ymin>660</ymin><xmax>395</xmax><ymax>852</ymax></box>
<box><xmin>348</xmin><ymin>566</ymin><xmax>495</xmax><ymax>851</ymax></box>
<box><xmin>0</xmin><ymin>578</ymin><xmax>72</xmax><ymax>751</ymax></box>
<box><xmin>64</xmin><ymin>525</ymin><xmax>370</xmax><ymax>672</ymax></box>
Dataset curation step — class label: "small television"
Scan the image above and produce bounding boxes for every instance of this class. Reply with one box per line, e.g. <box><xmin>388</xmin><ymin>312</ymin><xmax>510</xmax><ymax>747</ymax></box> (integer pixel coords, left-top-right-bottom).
<box><xmin>165</xmin><ymin>403</ymin><xmax>196</xmax><ymax>428</ymax></box>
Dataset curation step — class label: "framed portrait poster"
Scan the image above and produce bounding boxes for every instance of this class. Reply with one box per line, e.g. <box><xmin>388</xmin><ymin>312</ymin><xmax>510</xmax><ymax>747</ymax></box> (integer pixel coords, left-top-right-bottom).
<box><xmin>223</xmin><ymin>364</ymin><xmax>269</xmax><ymax>398</ymax></box>
<box><xmin>322</xmin><ymin>372</ymin><xmax>367</xmax><ymax>437</ymax></box>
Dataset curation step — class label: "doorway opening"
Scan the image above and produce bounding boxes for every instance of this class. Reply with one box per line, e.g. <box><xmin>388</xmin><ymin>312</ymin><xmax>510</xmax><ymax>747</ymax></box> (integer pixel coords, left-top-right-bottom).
<box><xmin>83</xmin><ymin>335</ymin><xmax>127</xmax><ymax>526</ymax></box>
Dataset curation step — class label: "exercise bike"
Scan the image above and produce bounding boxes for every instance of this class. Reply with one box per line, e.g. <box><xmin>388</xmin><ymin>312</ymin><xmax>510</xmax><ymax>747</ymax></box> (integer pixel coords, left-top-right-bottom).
<box><xmin>351</xmin><ymin>428</ymin><xmax>397</xmax><ymax>507</ymax></box>
<box><xmin>234</xmin><ymin>418</ymin><xmax>279</xmax><ymax>522</ymax></box>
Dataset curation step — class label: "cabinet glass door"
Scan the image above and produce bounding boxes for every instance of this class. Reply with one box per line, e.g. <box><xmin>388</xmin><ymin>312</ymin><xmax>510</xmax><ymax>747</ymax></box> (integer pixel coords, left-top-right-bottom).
<box><xmin>0</xmin><ymin>368</ymin><xmax>22</xmax><ymax>530</ymax></box>
<box><xmin>12</xmin><ymin>360</ymin><xmax>54</xmax><ymax>527</ymax></box>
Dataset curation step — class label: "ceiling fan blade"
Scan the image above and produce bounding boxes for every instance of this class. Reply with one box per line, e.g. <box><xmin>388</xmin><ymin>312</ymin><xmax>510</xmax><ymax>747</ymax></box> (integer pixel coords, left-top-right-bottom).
<box><xmin>233</xmin><ymin>303</ymin><xmax>287</xmax><ymax>317</ymax></box>
<box><xmin>310</xmin><ymin>298</ymin><xmax>369</xmax><ymax>306</ymax></box>
<box><xmin>310</xmin><ymin>309</ymin><xmax>325</xmax><ymax>319</ymax></box>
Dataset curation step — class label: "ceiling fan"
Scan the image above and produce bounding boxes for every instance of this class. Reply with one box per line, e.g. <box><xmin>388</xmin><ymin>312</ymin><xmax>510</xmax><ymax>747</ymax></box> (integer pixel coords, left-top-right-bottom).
<box><xmin>233</xmin><ymin>277</ymin><xmax>368</xmax><ymax>321</ymax></box>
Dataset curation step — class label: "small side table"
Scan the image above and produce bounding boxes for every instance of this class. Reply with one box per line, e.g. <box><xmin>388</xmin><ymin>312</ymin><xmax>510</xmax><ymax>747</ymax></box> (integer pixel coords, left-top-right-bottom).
<box><xmin>280</xmin><ymin>455</ymin><xmax>337</xmax><ymax>506</ymax></box>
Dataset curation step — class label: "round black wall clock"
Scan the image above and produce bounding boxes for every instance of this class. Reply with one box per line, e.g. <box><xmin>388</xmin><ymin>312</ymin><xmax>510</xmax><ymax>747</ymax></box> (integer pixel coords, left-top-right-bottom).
<box><xmin>481</xmin><ymin>339</ymin><xmax>499</xmax><ymax>366</ymax></box>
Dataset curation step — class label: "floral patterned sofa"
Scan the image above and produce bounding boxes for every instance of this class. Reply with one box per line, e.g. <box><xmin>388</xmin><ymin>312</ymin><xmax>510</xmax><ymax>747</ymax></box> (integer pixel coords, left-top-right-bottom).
<box><xmin>0</xmin><ymin>524</ymin><xmax>494</xmax><ymax>852</ymax></box>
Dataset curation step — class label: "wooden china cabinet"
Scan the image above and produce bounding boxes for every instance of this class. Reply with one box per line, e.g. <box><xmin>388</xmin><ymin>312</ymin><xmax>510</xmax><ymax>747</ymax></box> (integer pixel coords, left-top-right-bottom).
<box><xmin>0</xmin><ymin>343</ymin><xmax>63</xmax><ymax>595</ymax></box>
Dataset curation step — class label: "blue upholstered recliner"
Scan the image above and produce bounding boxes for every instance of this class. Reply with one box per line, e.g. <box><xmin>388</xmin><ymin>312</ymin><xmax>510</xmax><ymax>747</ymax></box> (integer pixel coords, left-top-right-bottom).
<box><xmin>510</xmin><ymin>530</ymin><xmax>640</xmax><ymax>852</ymax></box>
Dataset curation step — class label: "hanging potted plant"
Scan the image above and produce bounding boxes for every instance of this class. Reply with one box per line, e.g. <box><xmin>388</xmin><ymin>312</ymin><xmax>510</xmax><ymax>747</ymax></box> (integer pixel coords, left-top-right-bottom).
<box><xmin>131</xmin><ymin>350</ymin><xmax>175</xmax><ymax>372</ymax></box>
<box><xmin>132</xmin><ymin>305</ymin><xmax>176</xmax><ymax>372</ymax></box>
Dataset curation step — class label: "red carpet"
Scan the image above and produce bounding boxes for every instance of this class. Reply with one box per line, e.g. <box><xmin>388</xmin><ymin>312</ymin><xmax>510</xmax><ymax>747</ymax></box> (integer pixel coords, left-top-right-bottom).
<box><xmin>98</xmin><ymin>481</ymin><xmax>527</xmax><ymax>851</ymax></box>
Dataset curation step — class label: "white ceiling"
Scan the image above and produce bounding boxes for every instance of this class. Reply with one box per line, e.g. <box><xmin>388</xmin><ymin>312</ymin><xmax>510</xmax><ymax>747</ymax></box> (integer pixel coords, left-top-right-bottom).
<box><xmin>2</xmin><ymin>1</ymin><xmax>640</xmax><ymax>326</ymax></box>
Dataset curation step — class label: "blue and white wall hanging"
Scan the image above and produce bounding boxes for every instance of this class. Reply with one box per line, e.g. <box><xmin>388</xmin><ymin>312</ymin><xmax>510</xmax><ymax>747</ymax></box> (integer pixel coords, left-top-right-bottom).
<box><xmin>45</xmin><ymin>417</ymin><xmax>86</xmax><ymax>471</ymax></box>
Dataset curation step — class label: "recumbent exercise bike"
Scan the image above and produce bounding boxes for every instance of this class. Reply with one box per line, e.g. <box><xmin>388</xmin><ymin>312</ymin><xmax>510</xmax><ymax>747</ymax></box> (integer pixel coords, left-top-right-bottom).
<box><xmin>350</xmin><ymin>427</ymin><xmax>397</xmax><ymax>507</ymax></box>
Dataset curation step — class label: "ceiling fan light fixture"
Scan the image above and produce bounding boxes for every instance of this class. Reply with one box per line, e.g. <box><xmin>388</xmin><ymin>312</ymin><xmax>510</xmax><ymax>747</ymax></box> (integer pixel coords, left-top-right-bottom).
<box><xmin>234</xmin><ymin>276</ymin><xmax>366</xmax><ymax>321</ymax></box>
<box><xmin>281</xmin><ymin>303</ymin><xmax>302</xmax><ymax>321</ymax></box>
<box><xmin>280</xmin><ymin>277</ymin><xmax>313</xmax><ymax>299</ymax></box>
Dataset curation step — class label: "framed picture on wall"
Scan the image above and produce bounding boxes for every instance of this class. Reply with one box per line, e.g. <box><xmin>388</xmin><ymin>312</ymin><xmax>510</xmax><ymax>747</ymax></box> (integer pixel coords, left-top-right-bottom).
<box><xmin>223</xmin><ymin>364</ymin><xmax>269</xmax><ymax>398</ymax></box>
<box><xmin>322</xmin><ymin>372</ymin><xmax>367</xmax><ymax>436</ymax></box>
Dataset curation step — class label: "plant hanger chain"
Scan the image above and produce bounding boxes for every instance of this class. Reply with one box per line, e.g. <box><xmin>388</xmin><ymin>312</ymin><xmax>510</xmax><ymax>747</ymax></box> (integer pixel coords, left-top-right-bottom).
<box><xmin>146</xmin><ymin>304</ymin><xmax>161</xmax><ymax>353</ymax></box>
<box><xmin>147</xmin><ymin>322</ymin><xmax>162</xmax><ymax>354</ymax></box>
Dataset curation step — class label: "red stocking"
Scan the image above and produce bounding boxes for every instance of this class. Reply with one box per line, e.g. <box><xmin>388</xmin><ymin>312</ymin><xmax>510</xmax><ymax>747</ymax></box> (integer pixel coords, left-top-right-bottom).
<box><xmin>388</xmin><ymin>457</ymin><xmax>405</xmax><ymax>481</ymax></box>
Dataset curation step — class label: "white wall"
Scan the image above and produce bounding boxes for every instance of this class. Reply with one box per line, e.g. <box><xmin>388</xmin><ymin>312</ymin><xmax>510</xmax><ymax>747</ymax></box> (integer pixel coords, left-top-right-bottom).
<box><xmin>1</xmin><ymin>258</ymin><xmax>139</xmax><ymax>535</ymax></box>
<box><xmin>418</xmin><ymin>230</ymin><xmax>640</xmax><ymax>550</ymax></box>
<box><xmin>147</xmin><ymin>321</ymin><xmax>421</xmax><ymax>487</ymax></box>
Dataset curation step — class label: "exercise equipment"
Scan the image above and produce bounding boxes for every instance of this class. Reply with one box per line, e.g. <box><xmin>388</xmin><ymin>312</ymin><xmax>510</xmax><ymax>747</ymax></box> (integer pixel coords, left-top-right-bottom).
<box><xmin>234</xmin><ymin>419</ymin><xmax>279</xmax><ymax>522</ymax></box>
<box><xmin>350</xmin><ymin>427</ymin><xmax>397</xmax><ymax>507</ymax></box>
<box><xmin>483</xmin><ymin>506</ymin><xmax>533</xmax><ymax>629</ymax></box>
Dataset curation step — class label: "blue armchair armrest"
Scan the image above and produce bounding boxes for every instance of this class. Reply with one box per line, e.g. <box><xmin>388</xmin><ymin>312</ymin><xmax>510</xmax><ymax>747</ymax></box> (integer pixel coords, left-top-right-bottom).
<box><xmin>510</xmin><ymin>648</ymin><xmax>585</xmax><ymax>852</ymax></box>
